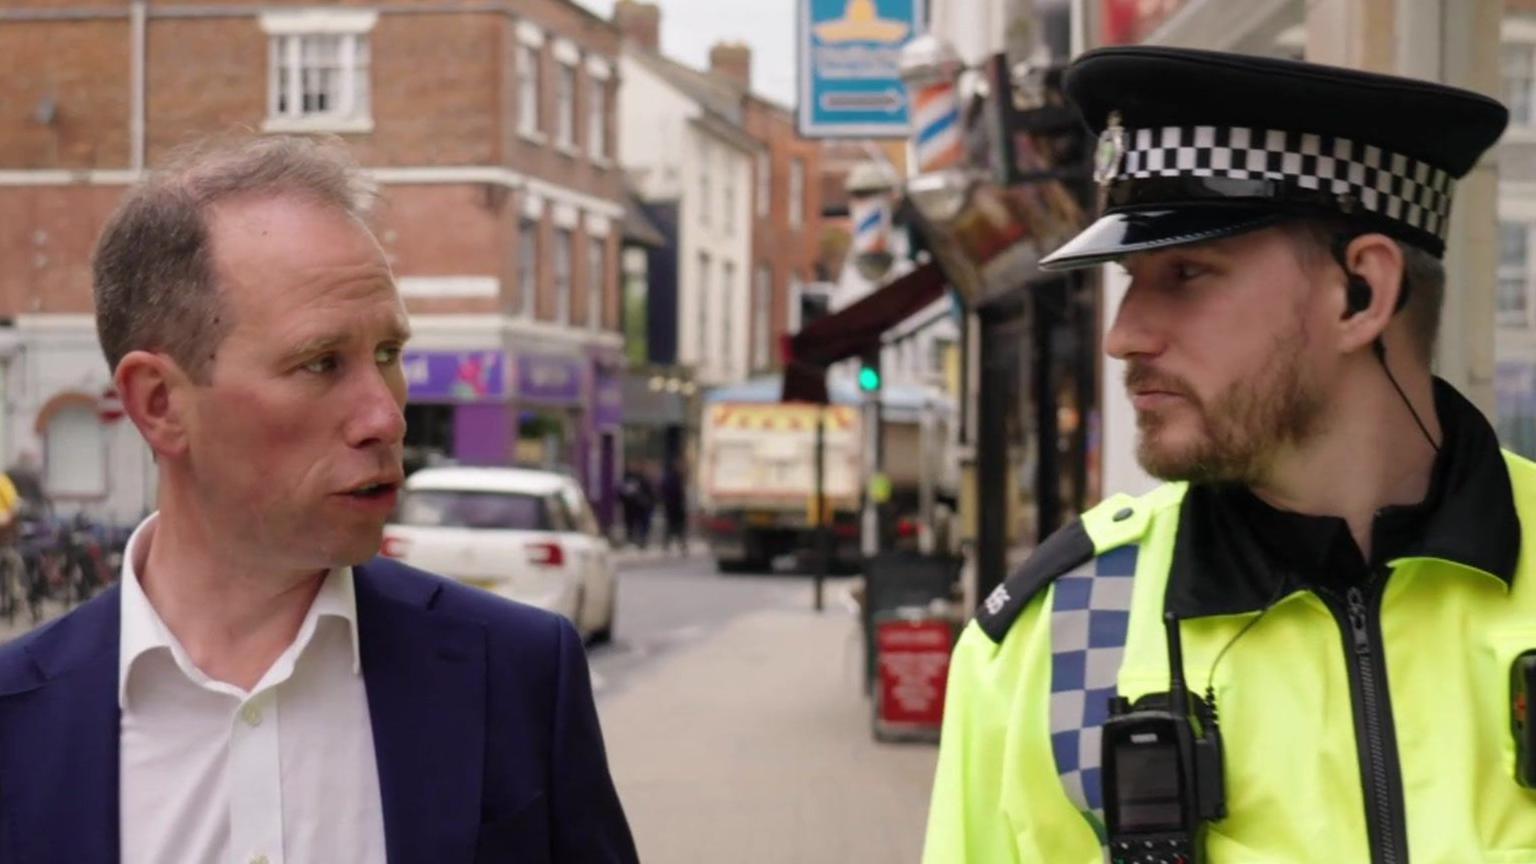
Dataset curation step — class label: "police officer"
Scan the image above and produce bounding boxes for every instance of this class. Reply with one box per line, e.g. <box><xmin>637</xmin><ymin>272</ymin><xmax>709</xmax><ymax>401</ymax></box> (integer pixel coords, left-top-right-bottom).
<box><xmin>923</xmin><ymin>47</ymin><xmax>1521</xmax><ymax>863</ymax></box>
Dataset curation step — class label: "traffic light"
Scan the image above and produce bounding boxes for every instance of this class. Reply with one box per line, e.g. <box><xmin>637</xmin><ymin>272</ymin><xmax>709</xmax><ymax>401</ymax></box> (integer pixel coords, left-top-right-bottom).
<box><xmin>858</xmin><ymin>349</ymin><xmax>882</xmax><ymax>393</ymax></box>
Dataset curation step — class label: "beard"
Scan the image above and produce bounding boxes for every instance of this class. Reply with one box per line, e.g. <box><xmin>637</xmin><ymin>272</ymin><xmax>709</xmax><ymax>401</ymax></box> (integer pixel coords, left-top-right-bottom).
<box><xmin>1127</xmin><ymin>320</ymin><xmax>1327</xmax><ymax>485</ymax></box>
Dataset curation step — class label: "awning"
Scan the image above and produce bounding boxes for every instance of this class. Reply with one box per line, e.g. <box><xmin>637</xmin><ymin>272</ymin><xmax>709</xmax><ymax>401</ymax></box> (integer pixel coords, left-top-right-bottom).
<box><xmin>780</xmin><ymin>261</ymin><xmax>947</xmax><ymax>404</ymax></box>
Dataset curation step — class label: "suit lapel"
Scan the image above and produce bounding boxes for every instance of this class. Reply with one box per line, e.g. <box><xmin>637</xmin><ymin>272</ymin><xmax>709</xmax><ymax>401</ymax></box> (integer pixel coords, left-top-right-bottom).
<box><xmin>356</xmin><ymin>563</ymin><xmax>487</xmax><ymax>864</ymax></box>
<box><xmin>0</xmin><ymin>589</ymin><xmax>121</xmax><ymax>863</ymax></box>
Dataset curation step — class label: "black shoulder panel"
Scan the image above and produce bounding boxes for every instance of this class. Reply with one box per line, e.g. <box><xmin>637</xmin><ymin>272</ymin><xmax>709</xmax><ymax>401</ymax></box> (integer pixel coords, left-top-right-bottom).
<box><xmin>975</xmin><ymin>519</ymin><xmax>1095</xmax><ymax>643</ymax></box>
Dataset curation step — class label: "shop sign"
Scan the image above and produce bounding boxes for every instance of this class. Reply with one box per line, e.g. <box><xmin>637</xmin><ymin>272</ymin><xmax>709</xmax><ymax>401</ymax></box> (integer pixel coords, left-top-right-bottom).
<box><xmin>875</xmin><ymin>616</ymin><xmax>954</xmax><ymax>730</ymax></box>
<box><xmin>516</xmin><ymin>353</ymin><xmax>585</xmax><ymax>405</ymax></box>
<box><xmin>798</xmin><ymin>0</ymin><xmax>925</xmax><ymax>137</ymax></box>
<box><xmin>403</xmin><ymin>350</ymin><xmax>507</xmax><ymax>402</ymax></box>
<box><xmin>593</xmin><ymin>372</ymin><xmax>624</xmax><ymax>428</ymax></box>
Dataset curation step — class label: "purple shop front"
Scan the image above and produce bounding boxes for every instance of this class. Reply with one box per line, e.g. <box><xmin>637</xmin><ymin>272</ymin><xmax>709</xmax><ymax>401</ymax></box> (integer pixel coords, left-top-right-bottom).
<box><xmin>404</xmin><ymin>350</ymin><xmax>513</xmax><ymax>466</ymax></box>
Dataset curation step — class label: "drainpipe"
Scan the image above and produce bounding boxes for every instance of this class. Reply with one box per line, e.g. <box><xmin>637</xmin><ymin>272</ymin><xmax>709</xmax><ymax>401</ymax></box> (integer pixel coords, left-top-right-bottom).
<box><xmin>131</xmin><ymin>1</ymin><xmax>146</xmax><ymax>172</ymax></box>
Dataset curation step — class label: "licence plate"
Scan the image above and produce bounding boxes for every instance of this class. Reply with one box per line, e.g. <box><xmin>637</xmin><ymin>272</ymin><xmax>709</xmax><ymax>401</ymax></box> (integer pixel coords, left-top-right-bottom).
<box><xmin>746</xmin><ymin>512</ymin><xmax>778</xmax><ymax>527</ymax></box>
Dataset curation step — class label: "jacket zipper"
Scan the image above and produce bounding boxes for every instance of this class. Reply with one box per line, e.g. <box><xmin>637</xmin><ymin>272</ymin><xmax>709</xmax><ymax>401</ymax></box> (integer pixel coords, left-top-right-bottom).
<box><xmin>1326</xmin><ymin>580</ymin><xmax>1410</xmax><ymax>864</ymax></box>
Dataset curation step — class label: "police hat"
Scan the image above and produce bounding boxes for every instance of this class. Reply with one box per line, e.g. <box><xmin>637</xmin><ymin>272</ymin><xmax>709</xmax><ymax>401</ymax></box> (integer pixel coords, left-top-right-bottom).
<box><xmin>1039</xmin><ymin>47</ymin><xmax>1509</xmax><ymax>270</ymax></box>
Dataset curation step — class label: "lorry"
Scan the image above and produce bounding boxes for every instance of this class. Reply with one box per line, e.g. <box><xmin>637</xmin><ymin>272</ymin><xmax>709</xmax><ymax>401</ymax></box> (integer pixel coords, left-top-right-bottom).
<box><xmin>698</xmin><ymin>400</ymin><xmax>865</xmax><ymax>572</ymax></box>
<box><xmin>698</xmin><ymin>380</ymin><xmax>957</xmax><ymax>573</ymax></box>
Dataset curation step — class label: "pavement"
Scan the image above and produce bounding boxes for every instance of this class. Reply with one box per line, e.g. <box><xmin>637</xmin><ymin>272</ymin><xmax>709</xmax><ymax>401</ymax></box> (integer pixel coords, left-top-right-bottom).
<box><xmin>597</xmin><ymin>583</ymin><xmax>940</xmax><ymax>864</ymax></box>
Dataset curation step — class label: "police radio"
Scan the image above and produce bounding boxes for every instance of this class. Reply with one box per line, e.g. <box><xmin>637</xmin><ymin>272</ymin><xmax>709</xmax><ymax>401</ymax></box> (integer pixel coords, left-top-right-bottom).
<box><xmin>1102</xmin><ymin>613</ymin><xmax>1227</xmax><ymax>864</ymax></box>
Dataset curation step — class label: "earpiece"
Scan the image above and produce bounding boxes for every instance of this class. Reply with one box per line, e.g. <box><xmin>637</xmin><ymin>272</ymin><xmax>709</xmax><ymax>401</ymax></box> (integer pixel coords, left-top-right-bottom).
<box><xmin>1344</xmin><ymin>273</ymin><xmax>1372</xmax><ymax>318</ymax></box>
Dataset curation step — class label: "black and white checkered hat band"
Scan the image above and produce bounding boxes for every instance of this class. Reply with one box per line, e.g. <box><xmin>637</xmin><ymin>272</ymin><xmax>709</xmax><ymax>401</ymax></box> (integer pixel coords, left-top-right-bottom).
<box><xmin>1114</xmin><ymin>126</ymin><xmax>1456</xmax><ymax>241</ymax></box>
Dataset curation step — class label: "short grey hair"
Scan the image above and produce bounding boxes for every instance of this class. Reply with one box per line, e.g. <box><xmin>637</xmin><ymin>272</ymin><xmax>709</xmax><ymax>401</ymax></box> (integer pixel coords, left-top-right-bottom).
<box><xmin>1283</xmin><ymin>217</ymin><xmax>1447</xmax><ymax>363</ymax></box>
<box><xmin>92</xmin><ymin>135</ymin><xmax>378</xmax><ymax>382</ymax></box>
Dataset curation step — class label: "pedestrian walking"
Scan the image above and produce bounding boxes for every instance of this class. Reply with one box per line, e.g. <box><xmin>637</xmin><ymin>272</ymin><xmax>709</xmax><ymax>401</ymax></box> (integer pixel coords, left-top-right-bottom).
<box><xmin>660</xmin><ymin>461</ymin><xmax>688</xmax><ymax>555</ymax></box>
<box><xmin>0</xmin><ymin>136</ymin><xmax>637</xmax><ymax>863</ymax></box>
<box><xmin>619</xmin><ymin>467</ymin><xmax>655</xmax><ymax>549</ymax></box>
<box><xmin>925</xmin><ymin>47</ymin><xmax>1520</xmax><ymax>863</ymax></box>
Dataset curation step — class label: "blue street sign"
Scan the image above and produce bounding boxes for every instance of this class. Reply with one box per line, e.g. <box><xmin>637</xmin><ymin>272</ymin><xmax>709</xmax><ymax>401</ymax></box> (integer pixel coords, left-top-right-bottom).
<box><xmin>797</xmin><ymin>0</ymin><xmax>925</xmax><ymax>138</ymax></box>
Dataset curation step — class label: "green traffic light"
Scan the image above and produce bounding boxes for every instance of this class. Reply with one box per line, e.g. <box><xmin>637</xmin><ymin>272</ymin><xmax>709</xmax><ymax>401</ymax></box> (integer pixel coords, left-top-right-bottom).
<box><xmin>858</xmin><ymin>365</ymin><xmax>881</xmax><ymax>391</ymax></box>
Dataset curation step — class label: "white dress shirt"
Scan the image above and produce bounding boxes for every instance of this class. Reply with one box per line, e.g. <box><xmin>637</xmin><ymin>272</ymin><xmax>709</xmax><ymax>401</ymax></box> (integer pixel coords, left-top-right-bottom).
<box><xmin>119</xmin><ymin>515</ymin><xmax>387</xmax><ymax>864</ymax></box>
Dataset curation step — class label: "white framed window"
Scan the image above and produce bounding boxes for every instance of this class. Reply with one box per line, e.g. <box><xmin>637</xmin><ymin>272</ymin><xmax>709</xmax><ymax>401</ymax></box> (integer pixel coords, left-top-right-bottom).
<box><xmin>788</xmin><ymin>158</ymin><xmax>805</xmax><ymax>230</ymax></box>
<box><xmin>587</xmin><ymin>236</ymin><xmax>606</xmax><ymax>331</ymax></box>
<box><xmin>1506</xmin><ymin>42</ymin><xmax>1536</xmax><ymax>128</ymax></box>
<box><xmin>698</xmin><ymin>252</ymin><xmax>712</xmax><ymax>362</ymax></box>
<box><xmin>261</xmin><ymin>10</ymin><xmax>375</xmax><ymax>133</ymax></box>
<box><xmin>518</xmin><ymin>42</ymin><xmax>542</xmax><ymax>138</ymax></box>
<box><xmin>755</xmin><ymin>152</ymin><xmax>771</xmax><ymax>219</ymax></box>
<box><xmin>44</xmin><ymin>404</ymin><xmax>106</xmax><ymax>498</ymax></box>
<box><xmin>722</xmin><ymin>260</ymin><xmax>737</xmax><ymax>376</ymax></box>
<box><xmin>554</xmin><ymin>228</ymin><xmax>574</xmax><ymax>325</ymax></box>
<box><xmin>754</xmin><ymin>265</ymin><xmax>772</xmax><ymax>369</ymax></box>
<box><xmin>556</xmin><ymin>64</ymin><xmax>577</xmax><ymax>149</ymax></box>
<box><xmin>264</xmin><ymin>32</ymin><xmax>372</xmax><ymax>133</ymax></box>
<box><xmin>699</xmin><ymin>142</ymin><xmax>712</xmax><ymax>227</ymax></box>
<box><xmin>587</xmin><ymin>78</ymin><xmax>608</xmax><ymax>160</ymax></box>
<box><xmin>518</xmin><ymin>216</ymin><xmax>539</xmax><ymax>318</ymax></box>
<box><xmin>1499</xmin><ymin>221</ymin><xmax>1532</xmax><ymax>328</ymax></box>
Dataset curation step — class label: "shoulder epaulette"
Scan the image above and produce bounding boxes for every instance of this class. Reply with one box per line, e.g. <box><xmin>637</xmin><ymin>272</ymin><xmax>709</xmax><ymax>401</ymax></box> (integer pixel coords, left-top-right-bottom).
<box><xmin>974</xmin><ymin>491</ymin><xmax>1157</xmax><ymax>643</ymax></box>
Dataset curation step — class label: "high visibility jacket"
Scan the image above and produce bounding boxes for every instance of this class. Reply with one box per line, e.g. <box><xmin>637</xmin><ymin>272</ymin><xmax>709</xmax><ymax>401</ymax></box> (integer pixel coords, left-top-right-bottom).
<box><xmin>924</xmin><ymin>381</ymin><xmax>1536</xmax><ymax>863</ymax></box>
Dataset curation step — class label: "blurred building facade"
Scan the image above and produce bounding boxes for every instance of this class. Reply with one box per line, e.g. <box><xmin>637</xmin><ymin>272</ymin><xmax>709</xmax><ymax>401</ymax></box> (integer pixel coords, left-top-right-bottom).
<box><xmin>0</xmin><ymin>0</ymin><xmax>629</xmax><ymax>521</ymax></box>
<box><xmin>1090</xmin><ymin>0</ymin><xmax>1526</xmax><ymax>460</ymax></box>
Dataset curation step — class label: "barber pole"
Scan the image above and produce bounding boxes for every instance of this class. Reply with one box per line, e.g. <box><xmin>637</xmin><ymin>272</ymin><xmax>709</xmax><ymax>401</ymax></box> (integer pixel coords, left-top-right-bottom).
<box><xmin>912</xmin><ymin>80</ymin><xmax>963</xmax><ymax>173</ymax></box>
<box><xmin>850</xmin><ymin>195</ymin><xmax>891</xmax><ymax>258</ymax></box>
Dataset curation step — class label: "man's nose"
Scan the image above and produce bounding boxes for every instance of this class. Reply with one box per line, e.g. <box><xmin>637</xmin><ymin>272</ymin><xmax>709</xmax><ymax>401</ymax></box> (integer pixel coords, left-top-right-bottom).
<box><xmin>346</xmin><ymin>368</ymin><xmax>407</xmax><ymax>449</ymax></box>
<box><xmin>1104</xmin><ymin>280</ymin><xmax>1164</xmax><ymax>361</ymax></box>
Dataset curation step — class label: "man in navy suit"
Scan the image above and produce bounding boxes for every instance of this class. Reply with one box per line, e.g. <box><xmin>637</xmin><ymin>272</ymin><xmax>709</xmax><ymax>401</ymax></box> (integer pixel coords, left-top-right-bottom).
<box><xmin>0</xmin><ymin>136</ymin><xmax>639</xmax><ymax>863</ymax></box>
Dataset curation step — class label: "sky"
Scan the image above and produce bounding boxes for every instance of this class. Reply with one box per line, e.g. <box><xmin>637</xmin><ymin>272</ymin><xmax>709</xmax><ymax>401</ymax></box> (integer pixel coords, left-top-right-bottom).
<box><xmin>574</xmin><ymin>0</ymin><xmax>799</xmax><ymax>107</ymax></box>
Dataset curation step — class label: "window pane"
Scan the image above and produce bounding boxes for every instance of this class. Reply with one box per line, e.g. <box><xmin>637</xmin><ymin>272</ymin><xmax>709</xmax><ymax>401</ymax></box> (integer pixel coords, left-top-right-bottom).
<box><xmin>558</xmin><ymin>65</ymin><xmax>576</xmax><ymax>146</ymax></box>
<box><xmin>397</xmin><ymin>490</ymin><xmax>550</xmax><ymax>531</ymax></box>
<box><xmin>589</xmin><ymin>238</ymin><xmax>605</xmax><ymax>329</ymax></box>
<box><xmin>756</xmin><ymin>153</ymin><xmax>770</xmax><ymax>218</ymax></box>
<box><xmin>698</xmin><ymin>253</ymin><xmax>711</xmax><ymax>361</ymax></box>
<box><xmin>589</xmin><ymin>81</ymin><xmax>606</xmax><ymax>158</ymax></box>
<box><xmin>555</xmin><ymin>229</ymin><xmax>573</xmax><ymax>325</ymax></box>
<box><xmin>754</xmin><ymin>266</ymin><xmax>771</xmax><ymax>369</ymax></box>
<box><xmin>788</xmin><ymin>159</ymin><xmax>804</xmax><ymax>229</ymax></box>
<box><xmin>1499</xmin><ymin>222</ymin><xmax>1530</xmax><ymax>320</ymax></box>
<box><xmin>722</xmin><ymin>261</ymin><xmax>736</xmax><ymax>375</ymax></box>
<box><xmin>519</xmin><ymin>219</ymin><xmax>539</xmax><ymax>317</ymax></box>
<box><xmin>520</xmin><ymin>46</ymin><xmax>540</xmax><ymax>134</ymax></box>
<box><xmin>1505</xmin><ymin>45</ymin><xmax>1535</xmax><ymax>125</ymax></box>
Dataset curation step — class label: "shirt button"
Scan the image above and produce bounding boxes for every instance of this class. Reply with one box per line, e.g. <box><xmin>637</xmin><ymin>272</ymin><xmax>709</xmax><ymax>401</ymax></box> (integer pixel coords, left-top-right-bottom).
<box><xmin>241</xmin><ymin>703</ymin><xmax>263</xmax><ymax>727</ymax></box>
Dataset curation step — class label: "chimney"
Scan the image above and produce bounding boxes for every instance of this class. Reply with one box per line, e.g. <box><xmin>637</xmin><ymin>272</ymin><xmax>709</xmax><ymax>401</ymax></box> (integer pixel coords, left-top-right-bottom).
<box><xmin>614</xmin><ymin>0</ymin><xmax>661</xmax><ymax>52</ymax></box>
<box><xmin>709</xmin><ymin>42</ymin><xmax>752</xmax><ymax>91</ymax></box>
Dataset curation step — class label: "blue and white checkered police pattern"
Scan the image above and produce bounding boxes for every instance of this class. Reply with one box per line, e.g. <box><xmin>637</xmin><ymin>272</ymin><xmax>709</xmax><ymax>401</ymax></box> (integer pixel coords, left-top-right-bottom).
<box><xmin>1049</xmin><ymin>544</ymin><xmax>1139</xmax><ymax>821</ymax></box>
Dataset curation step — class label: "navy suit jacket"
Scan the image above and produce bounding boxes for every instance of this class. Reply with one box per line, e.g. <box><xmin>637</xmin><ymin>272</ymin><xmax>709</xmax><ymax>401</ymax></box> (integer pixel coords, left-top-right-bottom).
<box><xmin>0</xmin><ymin>558</ymin><xmax>639</xmax><ymax>863</ymax></box>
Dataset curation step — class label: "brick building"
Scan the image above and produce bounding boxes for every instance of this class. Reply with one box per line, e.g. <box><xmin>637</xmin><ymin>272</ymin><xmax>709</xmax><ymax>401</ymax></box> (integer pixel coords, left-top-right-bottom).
<box><xmin>704</xmin><ymin>42</ymin><xmax>825</xmax><ymax>374</ymax></box>
<box><xmin>0</xmin><ymin>0</ymin><xmax>629</xmax><ymax>521</ymax></box>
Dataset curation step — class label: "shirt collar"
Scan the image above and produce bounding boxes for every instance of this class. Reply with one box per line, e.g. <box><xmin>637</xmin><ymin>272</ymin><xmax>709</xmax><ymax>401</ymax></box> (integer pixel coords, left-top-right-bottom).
<box><xmin>117</xmin><ymin>513</ymin><xmax>363</xmax><ymax>710</ymax></box>
<box><xmin>1165</xmin><ymin>377</ymin><xmax>1522</xmax><ymax>619</ymax></box>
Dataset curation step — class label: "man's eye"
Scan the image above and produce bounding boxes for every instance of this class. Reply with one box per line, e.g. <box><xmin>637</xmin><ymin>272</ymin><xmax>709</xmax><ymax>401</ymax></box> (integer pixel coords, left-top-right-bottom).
<box><xmin>302</xmin><ymin>355</ymin><xmax>339</xmax><ymax>375</ymax></box>
<box><xmin>1174</xmin><ymin>262</ymin><xmax>1209</xmax><ymax>280</ymax></box>
<box><xmin>375</xmin><ymin>346</ymin><xmax>402</xmax><ymax>366</ymax></box>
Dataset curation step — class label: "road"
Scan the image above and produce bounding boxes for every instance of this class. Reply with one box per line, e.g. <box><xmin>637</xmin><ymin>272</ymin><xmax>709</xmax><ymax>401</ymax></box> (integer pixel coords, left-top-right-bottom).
<box><xmin>588</xmin><ymin>551</ymin><xmax>827</xmax><ymax>700</ymax></box>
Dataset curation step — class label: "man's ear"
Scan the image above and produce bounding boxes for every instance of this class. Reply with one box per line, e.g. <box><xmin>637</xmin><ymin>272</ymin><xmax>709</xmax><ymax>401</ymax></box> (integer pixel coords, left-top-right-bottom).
<box><xmin>1336</xmin><ymin>233</ymin><xmax>1404</xmax><ymax>355</ymax></box>
<box><xmin>114</xmin><ymin>351</ymin><xmax>194</xmax><ymax>458</ymax></box>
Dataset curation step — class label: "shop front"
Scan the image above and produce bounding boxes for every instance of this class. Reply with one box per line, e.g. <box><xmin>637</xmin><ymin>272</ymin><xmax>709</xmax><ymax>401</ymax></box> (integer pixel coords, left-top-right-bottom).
<box><xmin>401</xmin><ymin>349</ymin><xmax>511</xmax><ymax>472</ymax></box>
<box><xmin>512</xmin><ymin>351</ymin><xmax>587</xmax><ymax>478</ymax></box>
